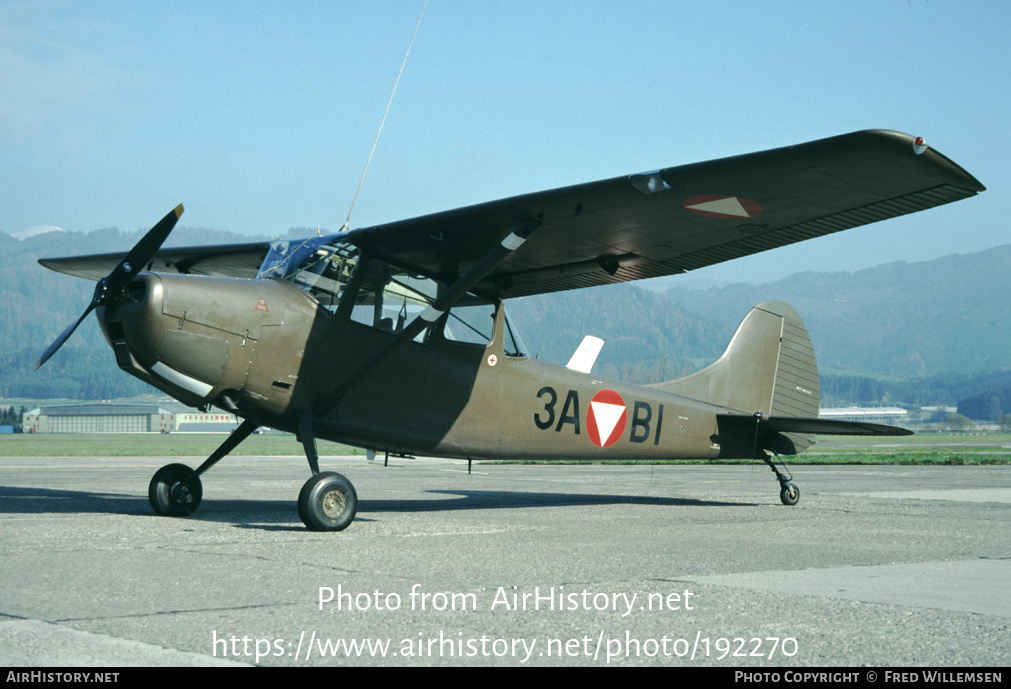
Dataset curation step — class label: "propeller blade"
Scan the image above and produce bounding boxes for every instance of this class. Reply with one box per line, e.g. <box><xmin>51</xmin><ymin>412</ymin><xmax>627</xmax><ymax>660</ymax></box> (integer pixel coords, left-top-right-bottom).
<box><xmin>105</xmin><ymin>204</ymin><xmax>184</xmax><ymax>296</ymax></box>
<box><xmin>35</xmin><ymin>304</ymin><xmax>97</xmax><ymax>370</ymax></box>
<box><xmin>34</xmin><ymin>204</ymin><xmax>184</xmax><ymax>370</ymax></box>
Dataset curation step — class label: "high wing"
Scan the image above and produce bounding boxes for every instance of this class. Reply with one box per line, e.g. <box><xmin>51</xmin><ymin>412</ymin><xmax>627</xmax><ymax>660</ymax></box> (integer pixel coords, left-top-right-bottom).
<box><xmin>39</xmin><ymin>241</ymin><xmax>272</xmax><ymax>280</ymax></box>
<box><xmin>347</xmin><ymin>129</ymin><xmax>984</xmax><ymax>299</ymax></box>
<box><xmin>39</xmin><ymin>130</ymin><xmax>983</xmax><ymax>295</ymax></box>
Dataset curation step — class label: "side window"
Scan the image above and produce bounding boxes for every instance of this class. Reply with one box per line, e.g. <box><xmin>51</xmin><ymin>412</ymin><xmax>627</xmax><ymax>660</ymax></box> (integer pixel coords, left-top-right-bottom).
<box><xmin>442</xmin><ymin>299</ymin><xmax>528</xmax><ymax>354</ymax></box>
<box><xmin>349</xmin><ymin>260</ymin><xmax>439</xmax><ymax>342</ymax></box>
<box><xmin>444</xmin><ymin>299</ymin><xmax>496</xmax><ymax>346</ymax></box>
<box><xmin>333</xmin><ymin>256</ymin><xmax>530</xmax><ymax>356</ymax></box>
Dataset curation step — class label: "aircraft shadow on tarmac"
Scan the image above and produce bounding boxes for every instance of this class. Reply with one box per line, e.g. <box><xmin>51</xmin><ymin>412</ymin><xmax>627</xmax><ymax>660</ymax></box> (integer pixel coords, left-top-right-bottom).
<box><xmin>0</xmin><ymin>485</ymin><xmax>754</xmax><ymax>531</ymax></box>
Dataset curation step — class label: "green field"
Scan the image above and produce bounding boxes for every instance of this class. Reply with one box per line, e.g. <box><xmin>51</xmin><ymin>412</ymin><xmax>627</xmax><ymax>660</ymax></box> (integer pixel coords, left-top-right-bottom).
<box><xmin>0</xmin><ymin>432</ymin><xmax>363</xmax><ymax>458</ymax></box>
<box><xmin>0</xmin><ymin>432</ymin><xmax>1008</xmax><ymax>464</ymax></box>
<box><xmin>784</xmin><ymin>433</ymin><xmax>1011</xmax><ymax>465</ymax></box>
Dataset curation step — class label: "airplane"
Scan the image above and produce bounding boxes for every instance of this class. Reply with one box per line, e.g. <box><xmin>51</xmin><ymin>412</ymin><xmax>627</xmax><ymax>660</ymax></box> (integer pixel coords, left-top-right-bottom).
<box><xmin>35</xmin><ymin>129</ymin><xmax>985</xmax><ymax>531</ymax></box>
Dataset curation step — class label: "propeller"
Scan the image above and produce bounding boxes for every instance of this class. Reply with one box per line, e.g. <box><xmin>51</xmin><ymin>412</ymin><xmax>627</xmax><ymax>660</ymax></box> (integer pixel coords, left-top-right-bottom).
<box><xmin>35</xmin><ymin>204</ymin><xmax>184</xmax><ymax>370</ymax></box>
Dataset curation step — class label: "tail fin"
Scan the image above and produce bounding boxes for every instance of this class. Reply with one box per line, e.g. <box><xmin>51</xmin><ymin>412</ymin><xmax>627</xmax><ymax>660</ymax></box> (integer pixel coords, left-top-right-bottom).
<box><xmin>651</xmin><ymin>300</ymin><xmax>820</xmax><ymax>417</ymax></box>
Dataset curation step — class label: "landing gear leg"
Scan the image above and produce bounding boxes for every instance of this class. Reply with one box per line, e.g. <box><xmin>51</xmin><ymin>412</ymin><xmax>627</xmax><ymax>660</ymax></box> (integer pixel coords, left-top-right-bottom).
<box><xmin>295</xmin><ymin>415</ymin><xmax>358</xmax><ymax>531</ymax></box>
<box><xmin>762</xmin><ymin>453</ymin><xmax>800</xmax><ymax>506</ymax></box>
<box><xmin>149</xmin><ymin>418</ymin><xmax>260</xmax><ymax>516</ymax></box>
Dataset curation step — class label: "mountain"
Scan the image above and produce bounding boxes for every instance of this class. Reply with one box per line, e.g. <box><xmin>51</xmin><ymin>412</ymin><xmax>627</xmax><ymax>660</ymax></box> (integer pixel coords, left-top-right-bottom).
<box><xmin>508</xmin><ymin>283</ymin><xmax>726</xmax><ymax>383</ymax></box>
<box><xmin>662</xmin><ymin>245</ymin><xmax>1011</xmax><ymax>379</ymax></box>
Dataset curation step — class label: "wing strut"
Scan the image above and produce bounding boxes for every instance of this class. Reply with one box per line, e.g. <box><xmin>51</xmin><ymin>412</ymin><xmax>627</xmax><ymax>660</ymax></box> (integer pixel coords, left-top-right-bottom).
<box><xmin>313</xmin><ymin>219</ymin><xmax>540</xmax><ymax>416</ymax></box>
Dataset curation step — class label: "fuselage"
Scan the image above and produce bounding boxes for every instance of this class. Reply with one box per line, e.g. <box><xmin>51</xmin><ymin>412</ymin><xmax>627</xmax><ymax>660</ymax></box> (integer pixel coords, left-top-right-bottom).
<box><xmin>99</xmin><ymin>265</ymin><xmax>741</xmax><ymax>462</ymax></box>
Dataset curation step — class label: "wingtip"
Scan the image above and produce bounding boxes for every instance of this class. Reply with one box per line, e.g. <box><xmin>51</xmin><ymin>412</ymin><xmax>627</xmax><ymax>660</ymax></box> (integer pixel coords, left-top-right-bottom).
<box><xmin>174</xmin><ymin>203</ymin><xmax>185</xmax><ymax>219</ymax></box>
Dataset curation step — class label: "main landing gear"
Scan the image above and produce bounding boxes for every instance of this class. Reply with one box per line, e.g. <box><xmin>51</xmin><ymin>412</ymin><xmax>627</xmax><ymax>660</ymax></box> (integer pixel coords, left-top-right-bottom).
<box><xmin>294</xmin><ymin>415</ymin><xmax>357</xmax><ymax>531</ymax></box>
<box><xmin>763</xmin><ymin>453</ymin><xmax>800</xmax><ymax>506</ymax></box>
<box><xmin>147</xmin><ymin>416</ymin><xmax>358</xmax><ymax>531</ymax></box>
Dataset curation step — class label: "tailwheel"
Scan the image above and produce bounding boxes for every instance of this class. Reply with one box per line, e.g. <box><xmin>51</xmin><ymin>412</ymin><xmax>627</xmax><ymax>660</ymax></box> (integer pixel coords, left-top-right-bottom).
<box><xmin>149</xmin><ymin>463</ymin><xmax>202</xmax><ymax>516</ymax></box>
<box><xmin>762</xmin><ymin>452</ymin><xmax>800</xmax><ymax>507</ymax></box>
<box><xmin>298</xmin><ymin>472</ymin><xmax>358</xmax><ymax>531</ymax></box>
<box><xmin>780</xmin><ymin>482</ymin><xmax>800</xmax><ymax>506</ymax></box>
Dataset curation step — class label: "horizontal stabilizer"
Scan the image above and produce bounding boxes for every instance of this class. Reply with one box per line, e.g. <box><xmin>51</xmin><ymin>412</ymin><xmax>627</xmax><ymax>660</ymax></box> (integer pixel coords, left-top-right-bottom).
<box><xmin>718</xmin><ymin>414</ymin><xmax>912</xmax><ymax>437</ymax></box>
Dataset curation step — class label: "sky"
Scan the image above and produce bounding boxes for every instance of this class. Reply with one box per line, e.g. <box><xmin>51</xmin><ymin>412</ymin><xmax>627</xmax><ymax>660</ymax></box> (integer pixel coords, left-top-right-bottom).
<box><xmin>2</xmin><ymin>0</ymin><xmax>1008</xmax><ymax>284</ymax></box>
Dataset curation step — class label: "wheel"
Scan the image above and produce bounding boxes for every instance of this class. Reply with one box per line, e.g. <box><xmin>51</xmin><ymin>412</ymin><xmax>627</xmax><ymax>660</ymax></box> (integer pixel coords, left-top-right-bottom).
<box><xmin>298</xmin><ymin>472</ymin><xmax>358</xmax><ymax>531</ymax></box>
<box><xmin>780</xmin><ymin>482</ymin><xmax>800</xmax><ymax>506</ymax></box>
<box><xmin>149</xmin><ymin>463</ymin><xmax>202</xmax><ymax>516</ymax></box>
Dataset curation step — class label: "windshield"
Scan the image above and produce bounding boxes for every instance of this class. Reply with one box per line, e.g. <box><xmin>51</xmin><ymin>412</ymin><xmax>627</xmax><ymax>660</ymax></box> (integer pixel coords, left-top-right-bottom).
<box><xmin>256</xmin><ymin>234</ymin><xmax>346</xmax><ymax>281</ymax></box>
<box><xmin>257</xmin><ymin>235</ymin><xmax>359</xmax><ymax>311</ymax></box>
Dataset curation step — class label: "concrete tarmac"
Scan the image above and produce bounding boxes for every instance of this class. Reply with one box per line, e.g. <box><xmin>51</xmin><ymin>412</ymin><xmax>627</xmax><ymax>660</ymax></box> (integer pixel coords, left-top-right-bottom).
<box><xmin>1</xmin><ymin>455</ymin><xmax>1009</xmax><ymax>667</ymax></box>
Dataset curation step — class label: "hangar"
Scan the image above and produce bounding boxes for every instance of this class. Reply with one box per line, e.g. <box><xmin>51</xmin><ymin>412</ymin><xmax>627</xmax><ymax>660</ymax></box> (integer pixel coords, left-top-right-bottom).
<box><xmin>820</xmin><ymin>407</ymin><xmax>909</xmax><ymax>425</ymax></box>
<box><xmin>22</xmin><ymin>403</ymin><xmax>237</xmax><ymax>433</ymax></box>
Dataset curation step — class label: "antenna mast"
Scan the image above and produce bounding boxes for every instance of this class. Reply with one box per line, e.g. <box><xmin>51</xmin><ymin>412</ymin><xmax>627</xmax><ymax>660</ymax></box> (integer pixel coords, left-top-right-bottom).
<box><xmin>341</xmin><ymin>0</ymin><xmax>429</xmax><ymax>232</ymax></box>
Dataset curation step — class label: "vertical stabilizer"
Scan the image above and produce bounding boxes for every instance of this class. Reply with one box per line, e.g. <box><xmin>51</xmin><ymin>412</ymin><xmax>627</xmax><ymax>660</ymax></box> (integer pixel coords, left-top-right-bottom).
<box><xmin>650</xmin><ymin>300</ymin><xmax>820</xmax><ymax>418</ymax></box>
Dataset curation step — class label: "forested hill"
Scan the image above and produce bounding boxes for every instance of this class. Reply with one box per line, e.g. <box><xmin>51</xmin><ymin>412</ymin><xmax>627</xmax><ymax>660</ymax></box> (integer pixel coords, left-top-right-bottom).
<box><xmin>508</xmin><ymin>283</ymin><xmax>727</xmax><ymax>383</ymax></box>
<box><xmin>662</xmin><ymin>245</ymin><xmax>1011</xmax><ymax>379</ymax></box>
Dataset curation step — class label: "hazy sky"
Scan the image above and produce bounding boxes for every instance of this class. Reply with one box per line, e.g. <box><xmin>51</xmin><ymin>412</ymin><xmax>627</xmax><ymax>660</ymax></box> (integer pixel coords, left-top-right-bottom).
<box><xmin>3</xmin><ymin>0</ymin><xmax>1007</xmax><ymax>284</ymax></box>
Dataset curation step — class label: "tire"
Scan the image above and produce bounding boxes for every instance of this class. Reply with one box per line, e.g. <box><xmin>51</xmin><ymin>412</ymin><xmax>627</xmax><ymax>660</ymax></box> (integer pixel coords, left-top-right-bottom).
<box><xmin>298</xmin><ymin>472</ymin><xmax>358</xmax><ymax>531</ymax></box>
<box><xmin>780</xmin><ymin>483</ymin><xmax>800</xmax><ymax>506</ymax></box>
<box><xmin>149</xmin><ymin>463</ymin><xmax>202</xmax><ymax>516</ymax></box>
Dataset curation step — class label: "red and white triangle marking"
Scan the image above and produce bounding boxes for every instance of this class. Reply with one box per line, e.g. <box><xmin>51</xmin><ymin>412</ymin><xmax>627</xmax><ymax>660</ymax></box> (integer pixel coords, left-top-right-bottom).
<box><xmin>683</xmin><ymin>195</ymin><xmax>763</xmax><ymax>219</ymax></box>
<box><xmin>586</xmin><ymin>389</ymin><xmax>627</xmax><ymax>448</ymax></box>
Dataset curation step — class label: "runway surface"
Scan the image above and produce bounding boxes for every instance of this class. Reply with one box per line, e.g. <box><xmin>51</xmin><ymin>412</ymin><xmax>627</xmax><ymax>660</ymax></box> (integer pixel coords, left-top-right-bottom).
<box><xmin>1</xmin><ymin>455</ymin><xmax>1009</xmax><ymax>667</ymax></box>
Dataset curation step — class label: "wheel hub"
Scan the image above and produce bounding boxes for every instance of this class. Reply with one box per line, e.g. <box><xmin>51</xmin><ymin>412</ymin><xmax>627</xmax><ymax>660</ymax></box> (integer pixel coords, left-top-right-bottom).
<box><xmin>321</xmin><ymin>488</ymin><xmax>346</xmax><ymax>518</ymax></box>
<box><xmin>171</xmin><ymin>481</ymin><xmax>194</xmax><ymax>505</ymax></box>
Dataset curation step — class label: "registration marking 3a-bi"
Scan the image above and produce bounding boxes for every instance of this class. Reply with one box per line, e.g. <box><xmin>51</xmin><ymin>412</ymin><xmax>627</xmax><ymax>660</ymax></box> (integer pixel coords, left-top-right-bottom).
<box><xmin>534</xmin><ymin>387</ymin><xmax>664</xmax><ymax>447</ymax></box>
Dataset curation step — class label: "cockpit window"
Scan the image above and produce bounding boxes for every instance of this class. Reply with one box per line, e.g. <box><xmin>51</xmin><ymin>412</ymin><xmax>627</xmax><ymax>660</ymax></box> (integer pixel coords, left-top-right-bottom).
<box><xmin>257</xmin><ymin>236</ymin><xmax>358</xmax><ymax>310</ymax></box>
<box><xmin>258</xmin><ymin>235</ymin><xmax>342</xmax><ymax>280</ymax></box>
<box><xmin>444</xmin><ymin>297</ymin><xmax>496</xmax><ymax>346</ymax></box>
<box><xmin>443</xmin><ymin>298</ymin><xmax>527</xmax><ymax>356</ymax></box>
<box><xmin>257</xmin><ymin>239</ymin><xmax>528</xmax><ymax>355</ymax></box>
<box><xmin>349</xmin><ymin>259</ymin><xmax>438</xmax><ymax>342</ymax></box>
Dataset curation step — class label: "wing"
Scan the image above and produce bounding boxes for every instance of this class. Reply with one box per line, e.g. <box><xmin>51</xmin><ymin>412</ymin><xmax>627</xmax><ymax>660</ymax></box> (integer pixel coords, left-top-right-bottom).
<box><xmin>347</xmin><ymin>129</ymin><xmax>984</xmax><ymax>299</ymax></box>
<box><xmin>38</xmin><ymin>241</ymin><xmax>272</xmax><ymax>280</ymax></box>
<box><xmin>38</xmin><ymin>130</ymin><xmax>983</xmax><ymax>292</ymax></box>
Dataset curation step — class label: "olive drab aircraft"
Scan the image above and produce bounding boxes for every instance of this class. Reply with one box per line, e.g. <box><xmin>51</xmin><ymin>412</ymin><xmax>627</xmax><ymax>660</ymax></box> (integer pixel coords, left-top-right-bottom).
<box><xmin>35</xmin><ymin>130</ymin><xmax>984</xmax><ymax>531</ymax></box>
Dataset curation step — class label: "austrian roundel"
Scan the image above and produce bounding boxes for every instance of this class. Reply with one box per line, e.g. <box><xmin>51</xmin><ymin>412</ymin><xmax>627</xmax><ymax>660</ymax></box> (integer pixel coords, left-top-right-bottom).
<box><xmin>586</xmin><ymin>389</ymin><xmax>628</xmax><ymax>448</ymax></box>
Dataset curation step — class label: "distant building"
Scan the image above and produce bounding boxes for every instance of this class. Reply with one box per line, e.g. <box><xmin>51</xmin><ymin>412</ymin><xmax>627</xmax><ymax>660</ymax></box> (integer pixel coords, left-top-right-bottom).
<box><xmin>820</xmin><ymin>407</ymin><xmax>909</xmax><ymax>424</ymax></box>
<box><xmin>23</xmin><ymin>403</ymin><xmax>238</xmax><ymax>433</ymax></box>
<box><xmin>174</xmin><ymin>412</ymin><xmax>240</xmax><ymax>432</ymax></box>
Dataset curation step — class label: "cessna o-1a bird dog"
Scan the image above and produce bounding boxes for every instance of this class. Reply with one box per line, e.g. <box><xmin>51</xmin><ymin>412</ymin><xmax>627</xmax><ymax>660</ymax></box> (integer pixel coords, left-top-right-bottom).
<box><xmin>36</xmin><ymin>130</ymin><xmax>984</xmax><ymax>531</ymax></box>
